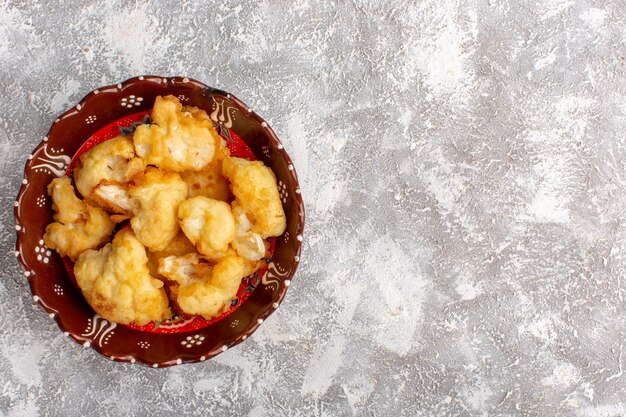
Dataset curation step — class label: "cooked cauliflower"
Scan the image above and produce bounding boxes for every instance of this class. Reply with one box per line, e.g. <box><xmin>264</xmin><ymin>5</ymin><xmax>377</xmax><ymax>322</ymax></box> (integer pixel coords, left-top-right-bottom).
<box><xmin>240</xmin><ymin>253</ymin><xmax>265</xmax><ymax>277</ymax></box>
<box><xmin>158</xmin><ymin>253</ymin><xmax>247</xmax><ymax>319</ymax></box>
<box><xmin>73</xmin><ymin>135</ymin><xmax>145</xmax><ymax>207</ymax></box>
<box><xmin>231</xmin><ymin>205</ymin><xmax>267</xmax><ymax>261</ymax></box>
<box><xmin>146</xmin><ymin>231</ymin><xmax>197</xmax><ymax>278</ymax></box>
<box><xmin>129</xmin><ymin>167</ymin><xmax>189</xmax><ymax>252</ymax></box>
<box><xmin>158</xmin><ymin>253</ymin><xmax>206</xmax><ymax>287</ymax></box>
<box><xmin>180</xmin><ymin>153</ymin><xmax>231</xmax><ymax>201</ymax></box>
<box><xmin>222</xmin><ymin>156</ymin><xmax>287</xmax><ymax>238</ymax></box>
<box><xmin>43</xmin><ymin>177</ymin><xmax>115</xmax><ymax>261</ymax></box>
<box><xmin>74</xmin><ymin>227</ymin><xmax>171</xmax><ymax>325</ymax></box>
<box><xmin>91</xmin><ymin>182</ymin><xmax>138</xmax><ymax>216</ymax></box>
<box><xmin>133</xmin><ymin>95</ymin><xmax>220</xmax><ymax>172</ymax></box>
<box><xmin>183</xmin><ymin>105</ymin><xmax>212</xmax><ymax>121</ymax></box>
<box><xmin>178</xmin><ymin>196</ymin><xmax>235</xmax><ymax>259</ymax></box>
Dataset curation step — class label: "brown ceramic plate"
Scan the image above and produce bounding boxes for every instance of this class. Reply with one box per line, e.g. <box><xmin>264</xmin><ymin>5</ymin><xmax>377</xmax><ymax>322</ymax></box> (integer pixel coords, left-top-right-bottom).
<box><xmin>14</xmin><ymin>76</ymin><xmax>304</xmax><ymax>367</ymax></box>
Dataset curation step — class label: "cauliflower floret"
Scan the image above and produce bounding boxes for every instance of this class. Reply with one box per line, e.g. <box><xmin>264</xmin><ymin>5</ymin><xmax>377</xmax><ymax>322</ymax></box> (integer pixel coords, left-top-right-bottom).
<box><xmin>145</xmin><ymin>232</ymin><xmax>198</xmax><ymax>315</ymax></box>
<box><xmin>91</xmin><ymin>182</ymin><xmax>138</xmax><ymax>216</ymax></box>
<box><xmin>158</xmin><ymin>253</ymin><xmax>207</xmax><ymax>287</ymax></box>
<box><xmin>146</xmin><ymin>231</ymin><xmax>197</xmax><ymax>278</ymax></box>
<box><xmin>183</xmin><ymin>105</ymin><xmax>212</xmax><ymax>121</ymax></box>
<box><xmin>74</xmin><ymin>227</ymin><xmax>170</xmax><ymax>325</ymax></box>
<box><xmin>133</xmin><ymin>96</ymin><xmax>220</xmax><ymax>172</ymax></box>
<box><xmin>158</xmin><ymin>253</ymin><xmax>247</xmax><ymax>319</ymax></box>
<box><xmin>231</xmin><ymin>205</ymin><xmax>267</xmax><ymax>261</ymax></box>
<box><xmin>242</xmin><ymin>258</ymin><xmax>264</xmax><ymax>277</ymax></box>
<box><xmin>129</xmin><ymin>167</ymin><xmax>189</xmax><ymax>252</ymax></box>
<box><xmin>222</xmin><ymin>156</ymin><xmax>286</xmax><ymax>238</ymax></box>
<box><xmin>180</xmin><ymin>151</ymin><xmax>231</xmax><ymax>201</ymax></box>
<box><xmin>43</xmin><ymin>177</ymin><xmax>115</xmax><ymax>261</ymax></box>
<box><xmin>73</xmin><ymin>135</ymin><xmax>145</xmax><ymax>208</ymax></box>
<box><xmin>178</xmin><ymin>196</ymin><xmax>235</xmax><ymax>259</ymax></box>
<box><xmin>180</xmin><ymin>167</ymin><xmax>231</xmax><ymax>201</ymax></box>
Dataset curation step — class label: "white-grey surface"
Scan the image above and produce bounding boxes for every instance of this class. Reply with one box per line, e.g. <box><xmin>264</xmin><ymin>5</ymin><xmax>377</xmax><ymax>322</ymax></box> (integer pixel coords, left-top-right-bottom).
<box><xmin>1</xmin><ymin>0</ymin><xmax>625</xmax><ymax>415</ymax></box>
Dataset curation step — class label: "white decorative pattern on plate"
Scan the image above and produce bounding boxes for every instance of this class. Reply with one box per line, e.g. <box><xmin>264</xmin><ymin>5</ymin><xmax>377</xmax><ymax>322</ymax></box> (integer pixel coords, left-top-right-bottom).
<box><xmin>181</xmin><ymin>334</ymin><xmax>205</xmax><ymax>348</ymax></box>
<box><xmin>278</xmin><ymin>180</ymin><xmax>288</xmax><ymax>204</ymax></box>
<box><xmin>85</xmin><ymin>115</ymin><xmax>97</xmax><ymax>124</ymax></box>
<box><xmin>36</xmin><ymin>194</ymin><xmax>46</xmax><ymax>207</ymax></box>
<box><xmin>283</xmin><ymin>232</ymin><xmax>290</xmax><ymax>244</ymax></box>
<box><xmin>31</xmin><ymin>145</ymin><xmax>71</xmax><ymax>177</ymax></box>
<box><xmin>229</xmin><ymin>319</ymin><xmax>240</xmax><ymax>328</ymax></box>
<box><xmin>177</xmin><ymin>94</ymin><xmax>189</xmax><ymax>102</ymax></box>
<box><xmin>262</xmin><ymin>261</ymin><xmax>289</xmax><ymax>290</ymax></box>
<box><xmin>82</xmin><ymin>315</ymin><xmax>117</xmax><ymax>347</ymax></box>
<box><xmin>35</xmin><ymin>239</ymin><xmax>50</xmax><ymax>264</ymax></box>
<box><xmin>138</xmin><ymin>341</ymin><xmax>150</xmax><ymax>349</ymax></box>
<box><xmin>210</xmin><ymin>97</ymin><xmax>237</xmax><ymax>128</ymax></box>
<box><xmin>53</xmin><ymin>284</ymin><xmax>63</xmax><ymax>296</ymax></box>
<box><xmin>120</xmin><ymin>95</ymin><xmax>143</xmax><ymax>108</ymax></box>
<box><xmin>32</xmin><ymin>294</ymin><xmax>59</xmax><ymax>316</ymax></box>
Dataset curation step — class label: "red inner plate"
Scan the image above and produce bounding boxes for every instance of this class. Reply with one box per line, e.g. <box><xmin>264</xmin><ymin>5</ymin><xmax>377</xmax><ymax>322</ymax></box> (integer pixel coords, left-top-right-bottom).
<box><xmin>63</xmin><ymin>110</ymin><xmax>274</xmax><ymax>334</ymax></box>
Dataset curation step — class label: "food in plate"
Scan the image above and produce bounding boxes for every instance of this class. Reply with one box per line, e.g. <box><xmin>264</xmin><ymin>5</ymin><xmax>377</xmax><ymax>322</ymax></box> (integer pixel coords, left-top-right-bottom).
<box><xmin>73</xmin><ymin>135</ymin><xmax>145</xmax><ymax>213</ymax></box>
<box><xmin>133</xmin><ymin>95</ymin><xmax>221</xmax><ymax>172</ymax></box>
<box><xmin>146</xmin><ymin>231</ymin><xmax>197</xmax><ymax>278</ymax></box>
<box><xmin>180</xmin><ymin>151</ymin><xmax>231</xmax><ymax>201</ymax></box>
<box><xmin>43</xmin><ymin>95</ymin><xmax>287</xmax><ymax>325</ymax></box>
<box><xmin>129</xmin><ymin>167</ymin><xmax>188</xmax><ymax>252</ymax></box>
<box><xmin>222</xmin><ymin>157</ymin><xmax>287</xmax><ymax>238</ymax></box>
<box><xmin>178</xmin><ymin>196</ymin><xmax>235</xmax><ymax>259</ymax></box>
<box><xmin>43</xmin><ymin>177</ymin><xmax>115</xmax><ymax>261</ymax></box>
<box><xmin>158</xmin><ymin>252</ymin><xmax>247</xmax><ymax>319</ymax></box>
<box><xmin>74</xmin><ymin>227</ymin><xmax>171</xmax><ymax>325</ymax></box>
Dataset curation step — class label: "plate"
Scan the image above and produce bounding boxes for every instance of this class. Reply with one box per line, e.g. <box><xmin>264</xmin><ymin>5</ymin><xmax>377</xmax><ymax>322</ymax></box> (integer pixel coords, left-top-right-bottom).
<box><xmin>14</xmin><ymin>76</ymin><xmax>304</xmax><ymax>367</ymax></box>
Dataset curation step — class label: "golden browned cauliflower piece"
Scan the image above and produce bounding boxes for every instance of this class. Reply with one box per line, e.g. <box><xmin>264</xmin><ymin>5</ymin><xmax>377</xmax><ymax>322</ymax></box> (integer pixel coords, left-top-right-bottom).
<box><xmin>178</xmin><ymin>196</ymin><xmax>235</xmax><ymax>259</ymax></box>
<box><xmin>231</xmin><ymin>205</ymin><xmax>267</xmax><ymax>261</ymax></box>
<box><xmin>129</xmin><ymin>167</ymin><xmax>189</xmax><ymax>252</ymax></box>
<box><xmin>73</xmin><ymin>135</ymin><xmax>145</xmax><ymax>210</ymax></box>
<box><xmin>74</xmin><ymin>227</ymin><xmax>171</xmax><ymax>325</ymax></box>
<box><xmin>222</xmin><ymin>156</ymin><xmax>287</xmax><ymax>238</ymax></box>
<box><xmin>145</xmin><ymin>232</ymin><xmax>198</xmax><ymax>315</ymax></box>
<box><xmin>43</xmin><ymin>177</ymin><xmax>115</xmax><ymax>261</ymax></box>
<box><xmin>91</xmin><ymin>182</ymin><xmax>138</xmax><ymax>216</ymax></box>
<box><xmin>158</xmin><ymin>252</ymin><xmax>247</xmax><ymax>319</ymax></box>
<box><xmin>133</xmin><ymin>96</ymin><xmax>220</xmax><ymax>172</ymax></box>
<box><xmin>239</xmin><ymin>252</ymin><xmax>265</xmax><ymax>277</ymax></box>
<box><xmin>146</xmin><ymin>231</ymin><xmax>197</xmax><ymax>278</ymax></box>
<box><xmin>180</xmin><ymin>158</ymin><xmax>231</xmax><ymax>201</ymax></box>
<box><xmin>183</xmin><ymin>105</ymin><xmax>212</xmax><ymax>121</ymax></box>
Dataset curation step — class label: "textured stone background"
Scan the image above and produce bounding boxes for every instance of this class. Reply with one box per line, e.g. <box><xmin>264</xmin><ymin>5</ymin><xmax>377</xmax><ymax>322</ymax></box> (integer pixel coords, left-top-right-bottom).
<box><xmin>1</xmin><ymin>0</ymin><xmax>625</xmax><ymax>416</ymax></box>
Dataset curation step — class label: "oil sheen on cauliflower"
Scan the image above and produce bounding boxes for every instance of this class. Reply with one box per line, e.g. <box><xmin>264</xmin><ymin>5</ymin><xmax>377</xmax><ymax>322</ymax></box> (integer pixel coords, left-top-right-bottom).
<box><xmin>158</xmin><ymin>252</ymin><xmax>248</xmax><ymax>319</ymax></box>
<box><xmin>129</xmin><ymin>167</ymin><xmax>189</xmax><ymax>252</ymax></box>
<box><xmin>178</xmin><ymin>196</ymin><xmax>235</xmax><ymax>259</ymax></box>
<box><xmin>43</xmin><ymin>177</ymin><xmax>115</xmax><ymax>261</ymax></box>
<box><xmin>74</xmin><ymin>227</ymin><xmax>171</xmax><ymax>325</ymax></box>
<box><xmin>73</xmin><ymin>135</ymin><xmax>145</xmax><ymax>207</ymax></box>
<box><xmin>222</xmin><ymin>156</ymin><xmax>287</xmax><ymax>238</ymax></box>
<box><xmin>133</xmin><ymin>95</ymin><xmax>220</xmax><ymax>172</ymax></box>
